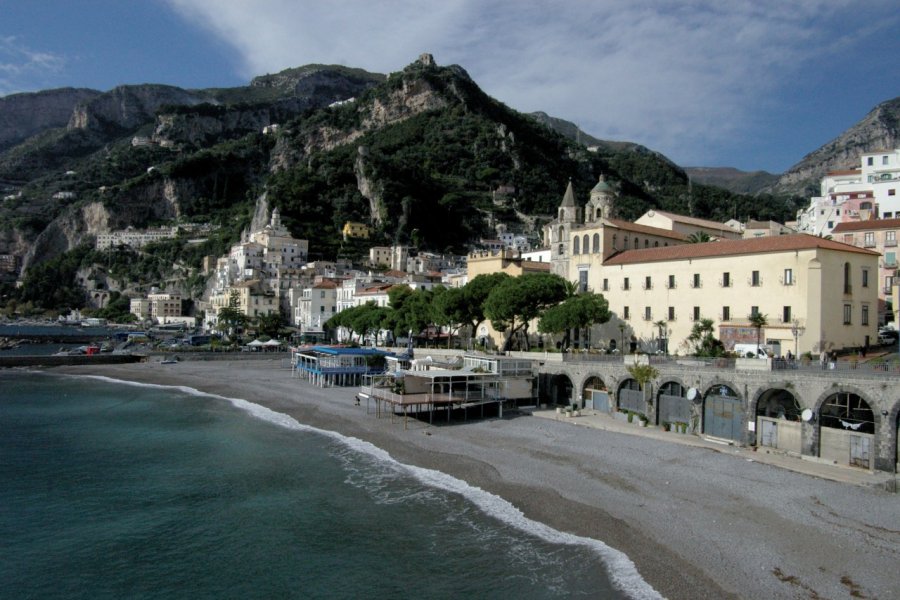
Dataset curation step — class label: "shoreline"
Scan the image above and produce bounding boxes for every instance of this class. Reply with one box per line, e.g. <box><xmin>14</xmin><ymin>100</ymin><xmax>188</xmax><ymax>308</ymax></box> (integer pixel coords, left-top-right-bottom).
<box><xmin>43</xmin><ymin>360</ymin><xmax>900</xmax><ymax>599</ymax></box>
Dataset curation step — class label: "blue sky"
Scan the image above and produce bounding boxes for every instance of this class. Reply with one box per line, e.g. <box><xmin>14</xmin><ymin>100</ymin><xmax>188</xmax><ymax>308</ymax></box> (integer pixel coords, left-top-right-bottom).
<box><xmin>1</xmin><ymin>1</ymin><xmax>898</xmax><ymax>174</ymax></box>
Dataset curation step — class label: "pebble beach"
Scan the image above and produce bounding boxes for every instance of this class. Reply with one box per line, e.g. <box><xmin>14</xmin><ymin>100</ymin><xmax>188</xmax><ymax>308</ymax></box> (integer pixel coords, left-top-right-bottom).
<box><xmin>49</xmin><ymin>358</ymin><xmax>900</xmax><ymax>600</ymax></box>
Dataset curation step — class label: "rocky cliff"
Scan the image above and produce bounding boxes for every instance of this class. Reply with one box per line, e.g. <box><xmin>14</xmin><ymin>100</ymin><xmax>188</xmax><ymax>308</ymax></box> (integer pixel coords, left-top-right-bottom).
<box><xmin>0</xmin><ymin>88</ymin><xmax>101</xmax><ymax>153</ymax></box>
<box><xmin>766</xmin><ymin>97</ymin><xmax>900</xmax><ymax>197</ymax></box>
<box><xmin>68</xmin><ymin>84</ymin><xmax>215</xmax><ymax>133</ymax></box>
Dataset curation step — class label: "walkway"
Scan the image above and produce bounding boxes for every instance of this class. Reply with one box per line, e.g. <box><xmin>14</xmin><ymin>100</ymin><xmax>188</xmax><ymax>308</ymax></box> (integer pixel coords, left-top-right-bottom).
<box><xmin>530</xmin><ymin>407</ymin><xmax>898</xmax><ymax>490</ymax></box>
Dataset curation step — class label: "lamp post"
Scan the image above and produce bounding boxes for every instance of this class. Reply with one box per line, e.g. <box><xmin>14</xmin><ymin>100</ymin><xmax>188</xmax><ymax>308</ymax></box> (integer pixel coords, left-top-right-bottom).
<box><xmin>618</xmin><ymin>323</ymin><xmax>625</xmax><ymax>355</ymax></box>
<box><xmin>790</xmin><ymin>319</ymin><xmax>804</xmax><ymax>358</ymax></box>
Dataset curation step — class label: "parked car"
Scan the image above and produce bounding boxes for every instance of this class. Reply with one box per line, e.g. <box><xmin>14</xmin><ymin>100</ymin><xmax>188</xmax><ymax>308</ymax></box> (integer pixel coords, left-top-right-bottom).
<box><xmin>877</xmin><ymin>330</ymin><xmax>898</xmax><ymax>345</ymax></box>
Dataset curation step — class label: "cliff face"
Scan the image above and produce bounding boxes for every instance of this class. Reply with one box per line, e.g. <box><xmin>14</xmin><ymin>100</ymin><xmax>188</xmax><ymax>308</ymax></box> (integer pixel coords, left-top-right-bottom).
<box><xmin>0</xmin><ymin>88</ymin><xmax>101</xmax><ymax>152</ymax></box>
<box><xmin>767</xmin><ymin>97</ymin><xmax>900</xmax><ymax>197</ymax></box>
<box><xmin>68</xmin><ymin>84</ymin><xmax>214</xmax><ymax>133</ymax></box>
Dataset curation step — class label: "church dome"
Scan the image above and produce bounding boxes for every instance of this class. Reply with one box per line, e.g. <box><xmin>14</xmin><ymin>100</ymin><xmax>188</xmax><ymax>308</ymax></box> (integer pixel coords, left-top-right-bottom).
<box><xmin>591</xmin><ymin>175</ymin><xmax>612</xmax><ymax>193</ymax></box>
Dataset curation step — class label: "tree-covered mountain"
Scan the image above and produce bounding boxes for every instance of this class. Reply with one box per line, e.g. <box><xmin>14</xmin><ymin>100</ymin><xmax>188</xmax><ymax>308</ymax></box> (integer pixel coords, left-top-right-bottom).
<box><xmin>0</xmin><ymin>54</ymin><xmax>807</xmax><ymax>295</ymax></box>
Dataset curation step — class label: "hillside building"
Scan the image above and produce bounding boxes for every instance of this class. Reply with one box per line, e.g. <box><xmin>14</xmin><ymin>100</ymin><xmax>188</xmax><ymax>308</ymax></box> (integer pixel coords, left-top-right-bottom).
<box><xmin>796</xmin><ymin>148</ymin><xmax>900</xmax><ymax>236</ymax></box>
<box><xmin>831</xmin><ymin>217</ymin><xmax>900</xmax><ymax>323</ymax></box>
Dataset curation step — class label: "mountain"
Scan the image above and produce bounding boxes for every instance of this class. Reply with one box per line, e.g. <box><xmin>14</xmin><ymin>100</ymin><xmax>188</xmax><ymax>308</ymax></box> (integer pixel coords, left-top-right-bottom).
<box><xmin>0</xmin><ymin>88</ymin><xmax>102</xmax><ymax>155</ymax></box>
<box><xmin>683</xmin><ymin>167</ymin><xmax>779</xmax><ymax>195</ymax></box>
<box><xmin>765</xmin><ymin>96</ymin><xmax>900</xmax><ymax>198</ymax></box>
<box><xmin>1</xmin><ymin>55</ymin><xmax>802</xmax><ymax>308</ymax></box>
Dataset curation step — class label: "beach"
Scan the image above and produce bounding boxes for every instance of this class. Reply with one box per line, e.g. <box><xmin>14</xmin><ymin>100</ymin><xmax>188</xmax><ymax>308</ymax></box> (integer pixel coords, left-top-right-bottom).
<box><xmin>48</xmin><ymin>359</ymin><xmax>899</xmax><ymax>600</ymax></box>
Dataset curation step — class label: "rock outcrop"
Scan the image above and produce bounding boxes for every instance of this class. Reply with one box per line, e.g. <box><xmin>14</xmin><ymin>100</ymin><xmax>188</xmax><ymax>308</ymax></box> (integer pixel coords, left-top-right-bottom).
<box><xmin>0</xmin><ymin>88</ymin><xmax>101</xmax><ymax>152</ymax></box>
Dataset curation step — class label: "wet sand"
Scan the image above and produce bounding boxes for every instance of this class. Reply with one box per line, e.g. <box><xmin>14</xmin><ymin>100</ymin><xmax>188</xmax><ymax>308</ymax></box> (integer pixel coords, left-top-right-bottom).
<box><xmin>47</xmin><ymin>359</ymin><xmax>900</xmax><ymax>599</ymax></box>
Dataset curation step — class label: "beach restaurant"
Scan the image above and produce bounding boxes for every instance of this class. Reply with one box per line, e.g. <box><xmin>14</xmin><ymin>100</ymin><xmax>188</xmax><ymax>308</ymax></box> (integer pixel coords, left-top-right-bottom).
<box><xmin>292</xmin><ymin>346</ymin><xmax>392</xmax><ymax>387</ymax></box>
<box><xmin>360</xmin><ymin>369</ymin><xmax>505</xmax><ymax>427</ymax></box>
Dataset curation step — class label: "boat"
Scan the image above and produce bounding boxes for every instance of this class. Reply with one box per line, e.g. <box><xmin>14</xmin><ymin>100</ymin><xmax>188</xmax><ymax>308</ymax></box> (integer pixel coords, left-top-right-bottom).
<box><xmin>160</xmin><ymin>356</ymin><xmax>179</xmax><ymax>364</ymax></box>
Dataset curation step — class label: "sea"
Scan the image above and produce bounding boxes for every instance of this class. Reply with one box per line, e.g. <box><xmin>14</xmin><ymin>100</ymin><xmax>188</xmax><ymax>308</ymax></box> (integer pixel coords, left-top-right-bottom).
<box><xmin>1</xmin><ymin>371</ymin><xmax>660</xmax><ymax>600</ymax></box>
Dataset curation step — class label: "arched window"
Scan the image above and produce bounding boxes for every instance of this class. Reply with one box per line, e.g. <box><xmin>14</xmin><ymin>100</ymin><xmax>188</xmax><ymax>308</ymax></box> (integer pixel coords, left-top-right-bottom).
<box><xmin>633</xmin><ymin>237</ymin><xmax>639</xmax><ymax>249</ymax></box>
<box><xmin>557</xmin><ymin>226</ymin><xmax>564</xmax><ymax>242</ymax></box>
<box><xmin>645</xmin><ymin>239</ymin><xmax>649</xmax><ymax>248</ymax></box>
<box><xmin>860</xmin><ymin>201</ymin><xmax>873</xmax><ymax>211</ymax></box>
<box><xmin>583</xmin><ymin>235</ymin><xmax>589</xmax><ymax>254</ymax></box>
<box><xmin>592</xmin><ymin>233</ymin><xmax>600</xmax><ymax>253</ymax></box>
<box><xmin>558</xmin><ymin>243</ymin><xmax>564</xmax><ymax>256</ymax></box>
<box><xmin>654</xmin><ymin>241</ymin><xmax>659</xmax><ymax>247</ymax></box>
<box><xmin>573</xmin><ymin>236</ymin><xmax>580</xmax><ymax>255</ymax></box>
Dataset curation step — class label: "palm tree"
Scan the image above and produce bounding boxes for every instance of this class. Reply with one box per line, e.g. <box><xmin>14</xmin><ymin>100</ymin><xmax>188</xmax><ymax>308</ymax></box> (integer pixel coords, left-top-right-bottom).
<box><xmin>748</xmin><ymin>312</ymin><xmax>768</xmax><ymax>354</ymax></box>
<box><xmin>687</xmin><ymin>231</ymin><xmax>712</xmax><ymax>243</ymax></box>
<box><xmin>653</xmin><ymin>319</ymin><xmax>668</xmax><ymax>354</ymax></box>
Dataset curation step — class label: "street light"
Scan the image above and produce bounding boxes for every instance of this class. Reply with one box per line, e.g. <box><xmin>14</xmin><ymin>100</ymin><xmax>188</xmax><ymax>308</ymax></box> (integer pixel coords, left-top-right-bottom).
<box><xmin>790</xmin><ymin>319</ymin><xmax>804</xmax><ymax>358</ymax></box>
<box><xmin>618</xmin><ymin>323</ymin><xmax>626</xmax><ymax>355</ymax></box>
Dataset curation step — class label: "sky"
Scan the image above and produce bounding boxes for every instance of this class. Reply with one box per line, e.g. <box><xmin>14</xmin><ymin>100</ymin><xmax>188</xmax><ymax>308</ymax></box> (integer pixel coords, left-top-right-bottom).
<box><xmin>1</xmin><ymin>1</ymin><xmax>898</xmax><ymax>173</ymax></box>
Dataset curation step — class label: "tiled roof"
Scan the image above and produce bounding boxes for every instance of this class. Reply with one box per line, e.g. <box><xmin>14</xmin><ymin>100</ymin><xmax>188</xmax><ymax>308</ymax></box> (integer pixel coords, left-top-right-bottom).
<box><xmin>603</xmin><ymin>234</ymin><xmax>878</xmax><ymax>266</ymax></box>
<box><xmin>604</xmin><ymin>218</ymin><xmax>688</xmax><ymax>241</ymax></box>
<box><xmin>643</xmin><ymin>210</ymin><xmax>741</xmax><ymax>232</ymax></box>
<box><xmin>826</xmin><ymin>169</ymin><xmax>861</xmax><ymax>176</ymax></box>
<box><xmin>831</xmin><ymin>218</ymin><xmax>900</xmax><ymax>233</ymax></box>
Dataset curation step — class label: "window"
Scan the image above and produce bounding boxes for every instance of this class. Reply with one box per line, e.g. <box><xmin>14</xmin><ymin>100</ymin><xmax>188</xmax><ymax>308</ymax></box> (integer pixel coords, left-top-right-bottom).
<box><xmin>623</xmin><ymin>306</ymin><xmax>630</xmax><ymax>320</ymax></box>
<box><xmin>558</xmin><ymin>243</ymin><xmax>564</xmax><ymax>256</ymax></box>
<box><xmin>623</xmin><ymin>277</ymin><xmax>630</xmax><ymax>291</ymax></box>
<box><xmin>843</xmin><ymin>262</ymin><xmax>851</xmax><ymax>293</ymax></box>
<box><xmin>783</xmin><ymin>306</ymin><xmax>791</xmax><ymax>323</ymax></box>
<box><xmin>889</xmin><ymin>189</ymin><xmax>896</xmax><ymax>197</ymax></box>
<box><xmin>593</xmin><ymin>233</ymin><xmax>600</xmax><ymax>253</ymax></box>
<box><xmin>843</xmin><ymin>304</ymin><xmax>852</xmax><ymax>325</ymax></box>
<box><xmin>886</xmin><ymin>275</ymin><xmax>894</xmax><ymax>294</ymax></box>
<box><xmin>783</xmin><ymin>268</ymin><xmax>793</xmax><ymax>285</ymax></box>
<box><xmin>862</xmin><ymin>304</ymin><xmax>869</xmax><ymax>326</ymax></box>
<box><xmin>692</xmin><ymin>306</ymin><xmax>700</xmax><ymax>321</ymax></box>
<box><xmin>883</xmin><ymin>155</ymin><xmax>889</xmax><ymax>165</ymax></box>
<box><xmin>644</xmin><ymin>306</ymin><xmax>652</xmax><ymax>321</ymax></box>
<box><xmin>667</xmin><ymin>274</ymin><xmax>675</xmax><ymax>289</ymax></box>
<box><xmin>751</xmin><ymin>270</ymin><xmax>760</xmax><ymax>286</ymax></box>
<box><xmin>863</xmin><ymin>232</ymin><xmax>875</xmax><ymax>247</ymax></box>
<box><xmin>644</xmin><ymin>276</ymin><xmax>652</xmax><ymax>290</ymax></box>
<box><xmin>573</xmin><ymin>236</ymin><xmax>580</xmax><ymax>255</ymax></box>
<box><xmin>668</xmin><ymin>306</ymin><xmax>675</xmax><ymax>321</ymax></box>
<box><xmin>751</xmin><ymin>306</ymin><xmax>759</xmax><ymax>318</ymax></box>
<box><xmin>579</xmin><ymin>270</ymin><xmax>588</xmax><ymax>293</ymax></box>
<box><xmin>887</xmin><ymin>231</ymin><xmax>897</xmax><ymax>246</ymax></box>
<box><xmin>583</xmin><ymin>235</ymin><xmax>589</xmax><ymax>254</ymax></box>
<box><xmin>320</xmin><ymin>305</ymin><xmax>325</xmax><ymax>313</ymax></box>
<box><xmin>722</xmin><ymin>306</ymin><xmax>730</xmax><ymax>321</ymax></box>
<box><xmin>602</xmin><ymin>278</ymin><xmax>609</xmax><ymax>292</ymax></box>
<box><xmin>320</xmin><ymin>290</ymin><xmax>326</xmax><ymax>298</ymax></box>
<box><xmin>867</xmin><ymin>156</ymin><xmax>874</xmax><ymax>166</ymax></box>
<box><xmin>691</xmin><ymin>273</ymin><xmax>701</xmax><ymax>288</ymax></box>
<box><xmin>887</xmin><ymin>252</ymin><xmax>897</xmax><ymax>267</ymax></box>
<box><xmin>862</xmin><ymin>268</ymin><xmax>869</xmax><ymax>288</ymax></box>
<box><xmin>721</xmin><ymin>272</ymin><xmax>731</xmax><ymax>287</ymax></box>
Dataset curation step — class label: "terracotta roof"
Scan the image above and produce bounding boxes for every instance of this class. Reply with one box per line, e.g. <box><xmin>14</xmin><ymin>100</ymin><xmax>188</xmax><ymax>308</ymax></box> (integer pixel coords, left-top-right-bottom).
<box><xmin>642</xmin><ymin>209</ymin><xmax>741</xmax><ymax>232</ymax></box>
<box><xmin>603</xmin><ymin>234</ymin><xmax>878</xmax><ymax>266</ymax></box>
<box><xmin>826</xmin><ymin>169</ymin><xmax>861</xmax><ymax>176</ymax></box>
<box><xmin>604</xmin><ymin>218</ymin><xmax>688</xmax><ymax>241</ymax></box>
<box><xmin>357</xmin><ymin>283</ymin><xmax>396</xmax><ymax>295</ymax></box>
<box><xmin>832</xmin><ymin>218</ymin><xmax>900</xmax><ymax>233</ymax></box>
<box><xmin>313</xmin><ymin>281</ymin><xmax>339</xmax><ymax>289</ymax></box>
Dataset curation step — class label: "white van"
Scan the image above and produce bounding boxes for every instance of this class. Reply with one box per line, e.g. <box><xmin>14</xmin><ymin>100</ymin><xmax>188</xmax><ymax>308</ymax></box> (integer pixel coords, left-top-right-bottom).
<box><xmin>733</xmin><ymin>343</ymin><xmax>769</xmax><ymax>359</ymax></box>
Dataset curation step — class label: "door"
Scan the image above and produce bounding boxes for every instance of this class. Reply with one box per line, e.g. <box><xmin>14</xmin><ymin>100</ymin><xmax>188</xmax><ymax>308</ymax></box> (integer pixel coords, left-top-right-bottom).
<box><xmin>704</xmin><ymin>395</ymin><xmax>743</xmax><ymax>441</ymax></box>
<box><xmin>849</xmin><ymin>435</ymin><xmax>871</xmax><ymax>469</ymax></box>
<box><xmin>759</xmin><ymin>418</ymin><xmax>778</xmax><ymax>448</ymax></box>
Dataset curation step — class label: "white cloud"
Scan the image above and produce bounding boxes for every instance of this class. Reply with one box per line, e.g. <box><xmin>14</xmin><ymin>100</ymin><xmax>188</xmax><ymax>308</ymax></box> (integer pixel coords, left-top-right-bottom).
<box><xmin>165</xmin><ymin>0</ymin><xmax>895</xmax><ymax>167</ymax></box>
<box><xmin>0</xmin><ymin>36</ymin><xmax>66</xmax><ymax>96</ymax></box>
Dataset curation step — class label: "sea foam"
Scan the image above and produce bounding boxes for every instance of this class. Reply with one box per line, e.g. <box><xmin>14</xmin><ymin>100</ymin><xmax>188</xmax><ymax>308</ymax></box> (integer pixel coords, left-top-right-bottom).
<box><xmin>67</xmin><ymin>373</ymin><xmax>665</xmax><ymax>600</ymax></box>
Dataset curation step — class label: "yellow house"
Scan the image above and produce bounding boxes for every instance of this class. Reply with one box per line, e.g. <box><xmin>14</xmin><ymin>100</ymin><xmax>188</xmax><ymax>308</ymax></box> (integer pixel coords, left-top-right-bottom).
<box><xmin>342</xmin><ymin>221</ymin><xmax>371</xmax><ymax>241</ymax></box>
<box><xmin>600</xmin><ymin>235</ymin><xmax>879</xmax><ymax>356</ymax></box>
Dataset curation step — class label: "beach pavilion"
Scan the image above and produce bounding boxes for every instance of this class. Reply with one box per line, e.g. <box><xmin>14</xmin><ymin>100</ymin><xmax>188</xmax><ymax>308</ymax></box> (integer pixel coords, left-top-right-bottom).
<box><xmin>292</xmin><ymin>346</ymin><xmax>392</xmax><ymax>387</ymax></box>
<box><xmin>360</xmin><ymin>364</ymin><xmax>519</xmax><ymax>428</ymax></box>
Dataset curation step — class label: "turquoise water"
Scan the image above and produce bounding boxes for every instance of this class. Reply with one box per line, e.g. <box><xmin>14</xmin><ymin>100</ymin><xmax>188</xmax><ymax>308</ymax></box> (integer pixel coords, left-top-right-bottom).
<box><xmin>1</xmin><ymin>372</ymin><xmax>651</xmax><ymax>599</ymax></box>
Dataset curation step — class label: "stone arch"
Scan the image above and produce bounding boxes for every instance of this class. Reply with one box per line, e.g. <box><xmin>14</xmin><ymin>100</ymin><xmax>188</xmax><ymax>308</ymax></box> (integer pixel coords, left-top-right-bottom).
<box><xmin>814</xmin><ymin>386</ymin><xmax>877</xmax><ymax>469</ymax></box>
<box><xmin>616</xmin><ymin>377</ymin><xmax>645</xmax><ymax>415</ymax></box>
<box><xmin>582</xmin><ymin>375</ymin><xmax>609</xmax><ymax>412</ymax></box>
<box><xmin>657</xmin><ymin>379</ymin><xmax>691</xmax><ymax>430</ymax></box>
<box><xmin>701</xmin><ymin>382</ymin><xmax>743</xmax><ymax>441</ymax></box>
<box><xmin>546</xmin><ymin>373</ymin><xmax>574</xmax><ymax>407</ymax></box>
<box><xmin>751</xmin><ymin>387</ymin><xmax>803</xmax><ymax>452</ymax></box>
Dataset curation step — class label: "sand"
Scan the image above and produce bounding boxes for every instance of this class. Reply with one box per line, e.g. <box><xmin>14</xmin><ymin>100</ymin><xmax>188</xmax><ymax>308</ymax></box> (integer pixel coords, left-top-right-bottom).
<box><xmin>47</xmin><ymin>359</ymin><xmax>900</xmax><ymax>599</ymax></box>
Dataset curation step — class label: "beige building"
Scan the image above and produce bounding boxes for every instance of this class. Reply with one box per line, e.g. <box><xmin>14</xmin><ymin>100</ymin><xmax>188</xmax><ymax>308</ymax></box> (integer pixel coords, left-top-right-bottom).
<box><xmin>601</xmin><ymin>235</ymin><xmax>879</xmax><ymax>356</ymax></box>
<box><xmin>129</xmin><ymin>290</ymin><xmax>183</xmax><ymax>322</ymax></box>
<box><xmin>342</xmin><ymin>221</ymin><xmax>371</xmax><ymax>240</ymax></box>
<box><xmin>634</xmin><ymin>209</ymin><xmax>743</xmax><ymax>240</ymax></box>
<box><xmin>831</xmin><ymin>217</ymin><xmax>900</xmax><ymax>323</ymax></box>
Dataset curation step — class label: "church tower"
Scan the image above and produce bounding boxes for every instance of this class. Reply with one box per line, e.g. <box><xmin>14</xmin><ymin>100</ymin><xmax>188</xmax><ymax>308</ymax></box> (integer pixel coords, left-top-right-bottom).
<box><xmin>586</xmin><ymin>175</ymin><xmax>615</xmax><ymax>223</ymax></box>
<box><xmin>546</xmin><ymin>180</ymin><xmax>581</xmax><ymax>277</ymax></box>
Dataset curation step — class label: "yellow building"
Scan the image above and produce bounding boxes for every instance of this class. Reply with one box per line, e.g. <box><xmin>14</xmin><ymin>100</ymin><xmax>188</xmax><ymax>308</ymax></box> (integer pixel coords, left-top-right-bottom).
<box><xmin>600</xmin><ymin>235</ymin><xmax>879</xmax><ymax>356</ymax></box>
<box><xmin>342</xmin><ymin>221</ymin><xmax>371</xmax><ymax>240</ymax></box>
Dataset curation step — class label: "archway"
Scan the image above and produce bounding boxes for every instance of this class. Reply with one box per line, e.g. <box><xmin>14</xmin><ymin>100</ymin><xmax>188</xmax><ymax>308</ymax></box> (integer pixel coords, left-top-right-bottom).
<box><xmin>755</xmin><ymin>388</ymin><xmax>802</xmax><ymax>452</ymax></box>
<box><xmin>703</xmin><ymin>383</ymin><xmax>742</xmax><ymax>442</ymax></box>
<box><xmin>818</xmin><ymin>391</ymin><xmax>875</xmax><ymax>469</ymax></box>
<box><xmin>657</xmin><ymin>381</ymin><xmax>690</xmax><ymax>430</ymax></box>
<box><xmin>547</xmin><ymin>374</ymin><xmax>574</xmax><ymax>407</ymax></box>
<box><xmin>582</xmin><ymin>376</ymin><xmax>609</xmax><ymax>412</ymax></box>
<box><xmin>617</xmin><ymin>378</ymin><xmax>645</xmax><ymax>415</ymax></box>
